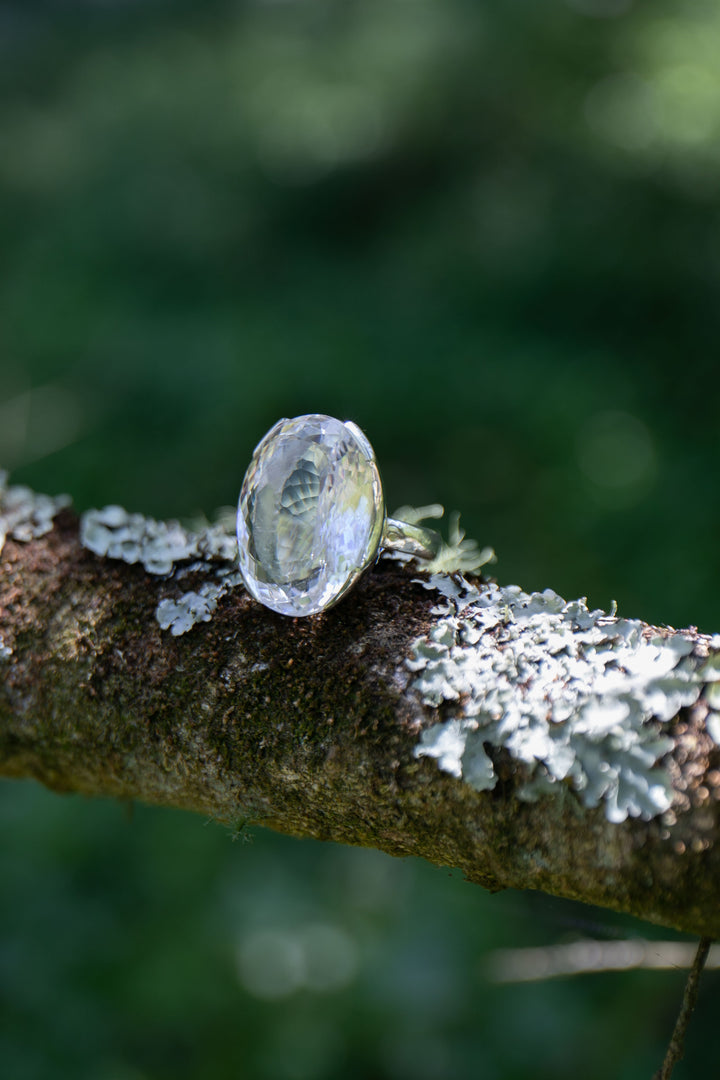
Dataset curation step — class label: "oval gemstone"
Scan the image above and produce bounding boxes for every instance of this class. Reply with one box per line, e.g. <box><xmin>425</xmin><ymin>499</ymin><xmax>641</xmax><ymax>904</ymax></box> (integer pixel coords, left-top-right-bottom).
<box><xmin>237</xmin><ymin>415</ymin><xmax>384</xmax><ymax>616</ymax></box>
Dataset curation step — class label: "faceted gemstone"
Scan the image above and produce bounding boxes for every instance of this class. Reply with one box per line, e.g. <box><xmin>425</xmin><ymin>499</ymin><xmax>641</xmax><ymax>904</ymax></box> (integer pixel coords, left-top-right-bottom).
<box><xmin>237</xmin><ymin>415</ymin><xmax>384</xmax><ymax>616</ymax></box>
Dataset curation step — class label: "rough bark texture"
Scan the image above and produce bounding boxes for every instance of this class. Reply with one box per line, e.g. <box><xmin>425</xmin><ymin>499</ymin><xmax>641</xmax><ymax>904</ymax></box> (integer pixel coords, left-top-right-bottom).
<box><xmin>1</xmin><ymin>509</ymin><xmax>719</xmax><ymax>938</ymax></box>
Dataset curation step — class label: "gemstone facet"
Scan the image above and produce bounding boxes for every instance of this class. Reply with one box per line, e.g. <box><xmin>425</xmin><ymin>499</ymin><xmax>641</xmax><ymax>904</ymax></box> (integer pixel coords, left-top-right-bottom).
<box><xmin>237</xmin><ymin>415</ymin><xmax>384</xmax><ymax>616</ymax></box>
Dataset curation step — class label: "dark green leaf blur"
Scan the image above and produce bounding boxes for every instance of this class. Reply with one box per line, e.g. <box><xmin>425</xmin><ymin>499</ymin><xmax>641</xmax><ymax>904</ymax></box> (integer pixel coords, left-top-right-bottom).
<box><xmin>1</xmin><ymin>1</ymin><xmax>718</xmax><ymax>1077</ymax></box>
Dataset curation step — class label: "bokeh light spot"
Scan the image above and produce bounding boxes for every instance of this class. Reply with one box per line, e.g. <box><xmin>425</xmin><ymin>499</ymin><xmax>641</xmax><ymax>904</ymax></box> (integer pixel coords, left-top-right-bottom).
<box><xmin>577</xmin><ymin>410</ymin><xmax>656</xmax><ymax>503</ymax></box>
<box><xmin>237</xmin><ymin>922</ymin><xmax>358</xmax><ymax>1000</ymax></box>
<box><xmin>237</xmin><ymin>929</ymin><xmax>305</xmax><ymax>1001</ymax></box>
<box><xmin>584</xmin><ymin>73</ymin><xmax>658</xmax><ymax>152</ymax></box>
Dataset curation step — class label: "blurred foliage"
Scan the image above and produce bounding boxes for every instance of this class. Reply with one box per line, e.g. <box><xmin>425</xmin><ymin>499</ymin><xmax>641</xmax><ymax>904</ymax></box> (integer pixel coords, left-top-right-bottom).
<box><xmin>0</xmin><ymin>785</ymin><xmax>711</xmax><ymax>1080</ymax></box>
<box><xmin>2</xmin><ymin>0</ymin><xmax>720</xmax><ymax>1076</ymax></box>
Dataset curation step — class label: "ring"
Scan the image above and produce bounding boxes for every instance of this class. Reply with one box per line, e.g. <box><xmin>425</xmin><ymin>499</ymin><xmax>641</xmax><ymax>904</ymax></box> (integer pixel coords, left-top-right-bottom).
<box><xmin>236</xmin><ymin>414</ymin><xmax>442</xmax><ymax>616</ymax></box>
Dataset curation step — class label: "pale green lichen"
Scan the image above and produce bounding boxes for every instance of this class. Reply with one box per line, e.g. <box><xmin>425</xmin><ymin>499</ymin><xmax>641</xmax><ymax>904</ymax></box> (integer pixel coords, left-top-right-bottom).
<box><xmin>390</xmin><ymin>504</ymin><xmax>496</xmax><ymax>575</ymax></box>
<box><xmin>80</xmin><ymin>504</ymin><xmax>241</xmax><ymax>635</ymax></box>
<box><xmin>706</xmin><ymin>710</ymin><xmax>720</xmax><ymax>745</ymax></box>
<box><xmin>156</xmin><ymin>571</ymin><xmax>244</xmax><ymax>636</ymax></box>
<box><xmin>81</xmin><ymin>505</ymin><xmax>237</xmax><ymax>575</ymax></box>
<box><xmin>700</xmin><ymin>653</ymin><xmax>720</xmax><ymax>682</ymax></box>
<box><xmin>0</xmin><ymin>470</ymin><xmax>71</xmax><ymax>554</ymax></box>
<box><xmin>410</xmin><ymin>574</ymin><xmax>714</xmax><ymax>823</ymax></box>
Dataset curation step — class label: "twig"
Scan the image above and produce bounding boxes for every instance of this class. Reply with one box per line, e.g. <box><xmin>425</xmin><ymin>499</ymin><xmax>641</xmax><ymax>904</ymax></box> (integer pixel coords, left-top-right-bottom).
<box><xmin>653</xmin><ymin>935</ymin><xmax>713</xmax><ymax>1080</ymax></box>
<box><xmin>487</xmin><ymin>939</ymin><xmax>720</xmax><ymax>983</ymax></box>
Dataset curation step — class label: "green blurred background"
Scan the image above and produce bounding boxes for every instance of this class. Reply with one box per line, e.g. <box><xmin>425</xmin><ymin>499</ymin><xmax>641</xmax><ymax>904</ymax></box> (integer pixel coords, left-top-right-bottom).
<box><xmin>2</xmin><ymin>0</ymin><xmax>719</xmax><ymax>1076</ymax></box>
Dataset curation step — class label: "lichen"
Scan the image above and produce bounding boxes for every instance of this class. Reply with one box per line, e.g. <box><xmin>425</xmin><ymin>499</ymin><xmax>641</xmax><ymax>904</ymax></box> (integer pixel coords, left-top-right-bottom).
<box><xmin>388</xmin><ymin>504</ymin><xmax>496</xmax><ymax>575</ymax></box>
<box><xmin>409</xmin><ymin>574</ymin><xmax>714</xmax><ymax>823</ymax></box>
<box><xmin>0</xmin><ymin>470</ymin><xmax>71</xmax><ymax>555</ymax></box>
<box><xmin>156</xmin><ymin>571</ymin><xmax>244</xmax><ymax>636</ymax></box>
<box><xmin>80</xmin><ymin>505</ymin><xmax>237</xmax><ymax>575</ymax></box>
<box><xmin>80</xmin><ymin>504</ymin><xmax>243</xmax><ymax>635</ymax></box>
<box><xmin>706</xmin><ymin>711</ymin><xmax>720</xmax><ymax>746</ymax></box>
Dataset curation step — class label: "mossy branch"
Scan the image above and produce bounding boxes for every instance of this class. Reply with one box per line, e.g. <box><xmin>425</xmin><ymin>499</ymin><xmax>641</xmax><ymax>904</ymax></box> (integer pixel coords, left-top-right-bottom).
<box><xmin>1</xmin><ymin>489</ymin><xmax>720</xmax><ymax>937</ymax></box>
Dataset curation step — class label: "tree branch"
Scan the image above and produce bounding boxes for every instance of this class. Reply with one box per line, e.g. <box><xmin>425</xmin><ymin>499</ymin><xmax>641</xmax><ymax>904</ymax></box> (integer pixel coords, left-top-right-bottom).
<box><xmin>1</xmin><ymin>484</ymin><xmax>720</xmax><ymax>937</ymax></box>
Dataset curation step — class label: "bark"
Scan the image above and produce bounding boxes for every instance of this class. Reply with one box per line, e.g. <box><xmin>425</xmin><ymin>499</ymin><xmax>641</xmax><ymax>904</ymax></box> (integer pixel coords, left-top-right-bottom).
<box><xmin>1</xmin><ymin>507</ymin><xmax>719</xmax><ymax>938</ymax></box>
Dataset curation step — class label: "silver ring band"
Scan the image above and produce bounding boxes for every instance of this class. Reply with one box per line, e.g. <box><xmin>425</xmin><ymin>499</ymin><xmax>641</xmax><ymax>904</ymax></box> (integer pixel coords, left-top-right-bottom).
<box><xmin>381</xmin><ymin>518</ymin><xmax>442</xmax><ymax>560</ymax></box>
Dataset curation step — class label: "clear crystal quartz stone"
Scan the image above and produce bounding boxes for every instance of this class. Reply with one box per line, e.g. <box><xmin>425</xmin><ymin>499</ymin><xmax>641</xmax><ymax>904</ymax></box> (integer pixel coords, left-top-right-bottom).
<box><xmin>237</xmin><ymin>415</ymin><xmax>384</xmax><ymax>616</ymax></box>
